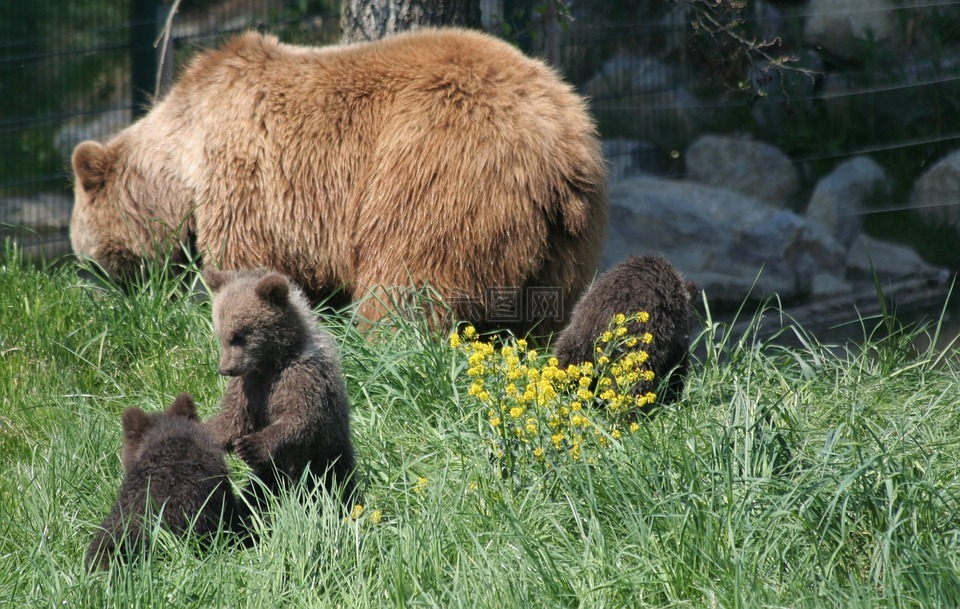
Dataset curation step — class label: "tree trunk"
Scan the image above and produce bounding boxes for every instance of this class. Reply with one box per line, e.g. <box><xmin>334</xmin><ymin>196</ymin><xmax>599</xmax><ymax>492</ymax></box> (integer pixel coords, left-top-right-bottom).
<box><xmin>340</xmin><ymin>0</ymin><xmax>482</xmax><ymax>44</ymax></box>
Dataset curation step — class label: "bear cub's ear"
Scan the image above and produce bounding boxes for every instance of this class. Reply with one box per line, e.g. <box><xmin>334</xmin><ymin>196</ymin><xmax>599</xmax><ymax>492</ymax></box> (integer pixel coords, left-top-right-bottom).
<box><xmin>72</xmin><ymin>141</ymin><xmax>115</xmax><ymax>194</ymax></box>
<box><xmin>255</xmin><ymin>273</ymin><xmax>289</xmax><ymax>306</ymax></box>
<box><xmin>166</xmin><ymin>393</ymin><xmax>198</xmax><ymax>421</ymax></box>
<box><xmin>121</xmin><ymin>407</ymin><xmax>152</xmax><ymax>444</ymax></box>
<box><xmin>203</xmin><ymin>268</ymin><xmax>230</xmax><ymax>292</ymax></box>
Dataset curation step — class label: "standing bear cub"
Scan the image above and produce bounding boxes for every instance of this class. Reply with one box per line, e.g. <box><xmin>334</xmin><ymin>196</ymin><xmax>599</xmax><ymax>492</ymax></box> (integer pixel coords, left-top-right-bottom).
<box><xmin>69</xmin><ymin>28</ymin><xmax>607</xmax><ymax>337</ymax></box>
<box><xmin>86</xmin><ymin>393</ymin><xmax>238</xmax><ymax>571</ymax></box>
<box><xmin>553</xmin><ymin>256</ymin><xmax>699</xmax><ymax>411</ymax></box>
<box><xmin>203</xmin><ymin>268</ymin><xmax>357</xmax><ymax>510</ymax></box>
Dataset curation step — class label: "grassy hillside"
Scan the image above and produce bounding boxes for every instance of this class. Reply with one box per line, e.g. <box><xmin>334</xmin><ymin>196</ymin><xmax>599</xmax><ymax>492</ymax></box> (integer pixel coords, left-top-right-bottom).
<box><xmin>2</xmin><ymin>245</ymin><xmax>959</xmax><ymax>608</ymax></box>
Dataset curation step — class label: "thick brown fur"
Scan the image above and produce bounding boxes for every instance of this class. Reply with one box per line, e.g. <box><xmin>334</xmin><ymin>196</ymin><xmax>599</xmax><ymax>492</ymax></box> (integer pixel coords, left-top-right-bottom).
<box><xmin>86</xmin><ymin>393</ymin><xmax>238</xmax><ymax>571</ymax></box>
<box><xmin>553</xmin><ymin>256</ymin><xmax>699</xmax><ymax>410</ymax></box>
<box><xmin>203</xmin><ymin>268</ymin><xmax>358</xmax><ymax>511</ymax></box>
<box><xmin>69</xmin><ymin>28</ymin><xmax>607</xmax><ymax>337</ymax></box>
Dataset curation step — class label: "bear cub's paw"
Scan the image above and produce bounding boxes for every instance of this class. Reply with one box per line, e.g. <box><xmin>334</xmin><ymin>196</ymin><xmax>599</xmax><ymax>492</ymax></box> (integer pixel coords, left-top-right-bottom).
<box><xmin>234</xmin><ymin>433</ymin><xmax>265</xmax><ymax>466</ymax></box>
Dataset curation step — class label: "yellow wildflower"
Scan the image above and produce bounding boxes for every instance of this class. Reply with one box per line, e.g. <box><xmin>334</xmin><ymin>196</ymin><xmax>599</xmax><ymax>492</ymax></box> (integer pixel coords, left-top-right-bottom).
<box><xmin>614</xmin><ymin>313</ymin><xmax>627</xmax><ymax>326</ymax></box>
<box><xmin>350</xmin><ymin>504</ymin><xmax>364</xmax><ymax>520</ymax></box>
<box><xmin>463</xmin><ymin>325</ymin><xmax>477</xmax><ymax>339</ymax></box>
<box><xmin>635</xmin><ymin>311</ymin><xmax>650</xmax><ymax>323</ymax></box>
<box><xmin>371</xmin><ymin>509</ymin><xmax>383</xmax><ymax>525</ymax></box>
<box><xmin>600</xmin><ymin>331</ymin><xmax>613</xmax><ymax>343</ymax></box>
<box><xmin>538</xmin><ymin>383</ymin><xmax>557</xmax><ymax>403</ymax></box>
<box><xmin>449</xmin><ymin>333</ymin><xmax>461</xmax><ymax>348</ymax></box>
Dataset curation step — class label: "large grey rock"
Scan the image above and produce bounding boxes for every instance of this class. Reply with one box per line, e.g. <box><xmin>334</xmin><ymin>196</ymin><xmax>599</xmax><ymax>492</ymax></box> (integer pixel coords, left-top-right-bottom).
<box><xmin>846</xmin><ymin>235</ymin><xmax>948</xmax><ymax>282</ymax></box>
<box><xmin>585</xmin><ymin>53</ymin><xmax>700</xmax><ymax>145</ymax></box>
<box><xmin>805</xmin><ymin>156</ymin><xmax>888</xmax><ymax>249</ymax></box>
<box><xmin>0</xmin><ymin>193</ymin><xmax>73</xmax><ymax>264</ymax></box>
<box><xmin>684</xmin><ymin>134</ymin><xmax>799</xmax><ymax>207</ymax></box>
<box><xmin>803</xmin><ymin>0</ymin><xmax>899</xmax><ymax>58</ymax></box>
<box><xmin>54</xmin><ymin>108</ymin><xmax>131</xmax><ymax>162</ymax></box>
<box><xmin>602</xmin><ymin>177</ymin><xmax>847</xmax><ymax>304</ymax></box>
<box><xmin>909</xmin><ymin>149</ymin><xmax>960</xmax><ymax>231</ymax></box>
<box><xmin>602</xmin><ymin>138</ymin><xmax>679</xmax><ymax>182</ymax></box>
<box><xmin>0</xmin><ymin>193</ymin><xmax>72</xmax><ymax>234</ymax></box>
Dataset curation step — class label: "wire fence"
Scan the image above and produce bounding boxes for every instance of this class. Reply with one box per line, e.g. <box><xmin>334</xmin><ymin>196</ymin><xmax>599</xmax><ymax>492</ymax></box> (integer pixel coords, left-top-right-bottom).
<box><xmin>2</xmin><ymin>0</ymin><xmax>959</xmax><ymax>262</ymax></box>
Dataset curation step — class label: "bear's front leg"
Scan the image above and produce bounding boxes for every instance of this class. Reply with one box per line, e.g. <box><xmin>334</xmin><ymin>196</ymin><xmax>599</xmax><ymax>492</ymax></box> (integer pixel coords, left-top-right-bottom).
<box><xmin>233</xmin><ymin>431</ymin><xmax>270</xmax><ymax>467</ymax></box>
<box><xmin>233</xmin><ymin>415</ymin><xmax>305</xmax><ymax>471</ymax></box>
<box><xmin>203</xmin><ymin>411</ymin><xmax>242</xmax><ymax>451</ymax></box>
<box><xmin>203</xmin><ymin>383</ymin><xmax>254</xmax><ymax>451</ymax></box>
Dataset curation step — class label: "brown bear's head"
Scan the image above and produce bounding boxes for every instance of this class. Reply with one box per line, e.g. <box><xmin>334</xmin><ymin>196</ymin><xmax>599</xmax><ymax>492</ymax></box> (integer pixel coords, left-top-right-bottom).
<box><xmin>204</xmin><ymin>268</ymin><xmax>315</xmax><ymax>377</ymax></box>
<box><xmin>70</xmin><ymin>137</ymin><xmax>195</xmax><ymax>282</ymax></box>
<box><xmin>120</xmin><ymin>393</ymin><xmax>199</xmax><ymax>474</ymax></box>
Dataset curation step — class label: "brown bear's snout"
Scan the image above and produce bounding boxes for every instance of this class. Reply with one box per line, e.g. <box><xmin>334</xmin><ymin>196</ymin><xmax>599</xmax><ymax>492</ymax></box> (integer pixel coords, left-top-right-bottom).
<box><xmin>218</xmin><ymin>351</ymin><xmax>243</xmax><ymax>377</ymax></box>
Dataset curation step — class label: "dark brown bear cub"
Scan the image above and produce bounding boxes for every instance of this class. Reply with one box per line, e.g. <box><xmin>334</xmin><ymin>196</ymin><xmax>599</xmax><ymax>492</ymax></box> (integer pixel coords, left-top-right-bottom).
<box><xmin>86</xmin><ymin>393</ymin><xmax>238</xmax><ymax>571</ymax></box>
<box><xmin>203</xmin><ymin>268</ymin><xmax>357</xmax><ymax>511</ymax></box>
<box><xmin>553</xmin><ymin>255</ymin><xmax>698</xmax><ymax>411</ymax></box>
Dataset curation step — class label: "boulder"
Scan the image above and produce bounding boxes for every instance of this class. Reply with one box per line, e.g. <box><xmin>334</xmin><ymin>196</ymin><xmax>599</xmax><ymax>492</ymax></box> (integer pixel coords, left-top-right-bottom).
<box><xmin>909</xmin><ymin>149</ymin><xmax>960</xmax><ymax>231</ymax></box>
<box><xmin>805</xmin><ymin>156</ymin><xmax>888</xmax><ymax>250</ymax></box>
<box><xmin>602</xmin><ymin>138</ymin><xmax>680</xmax><ymax>182</ymax></box>
<box><xmin>803</xmin><ymin>0</ymin><xmax>899</xmax><ymax>58</ymax></box>
<box><xmin>0</xmin><ymin>193</ymin><xmax>72</xmax><ymax>235</ymax></box>
<box><xmin>684</xmin><ymin>134</ymin><xmax>799</xmax><ymax>208</ymax></box>
<box><xmin>602</xmin><ymin>176</ymin><xmax>847</xmax><ymax>305</ymax></box>
<box><xmin>585</xmin><ymin>53</ymin><xmax>700</xmax><ymax>146</ymax></box>
<box><xmin>846</xmin><ymin>235</ymin><xmax>948</xmax><ymax>282</ymax></box>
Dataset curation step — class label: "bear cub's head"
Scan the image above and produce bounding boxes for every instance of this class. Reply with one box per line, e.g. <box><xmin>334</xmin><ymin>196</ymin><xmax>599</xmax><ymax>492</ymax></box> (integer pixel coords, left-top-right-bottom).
<box><xmin>204</xmin><ymin>268</ymin><xmax>316</xmax><ymax>377</ymax></box>
<box><xmin>121</xmin><ymin>393</ymin><xmax>201</xmax><ymax>472</ymax></box>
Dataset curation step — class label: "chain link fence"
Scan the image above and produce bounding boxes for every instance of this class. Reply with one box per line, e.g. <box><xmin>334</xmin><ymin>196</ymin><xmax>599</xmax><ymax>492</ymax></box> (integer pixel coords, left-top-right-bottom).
<box><xmin>3</xmin><ymin>1</ymin><xmax>959</xmax><ymax>267</ymax></box>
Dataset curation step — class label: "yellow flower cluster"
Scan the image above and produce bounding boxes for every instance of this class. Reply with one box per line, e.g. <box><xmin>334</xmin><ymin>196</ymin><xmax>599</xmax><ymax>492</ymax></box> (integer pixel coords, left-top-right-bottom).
<box><xmin>451</xmin><ymin>312</ymin><xmax>655</xmax><ymax>481</ymax></box>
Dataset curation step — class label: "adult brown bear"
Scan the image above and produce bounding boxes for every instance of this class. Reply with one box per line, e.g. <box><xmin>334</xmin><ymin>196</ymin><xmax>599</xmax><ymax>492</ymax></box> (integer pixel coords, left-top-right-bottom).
<box><xmin>69</xmin><ymin>28</ymin><xmax>607</xmax><ymax>336</ymax></box>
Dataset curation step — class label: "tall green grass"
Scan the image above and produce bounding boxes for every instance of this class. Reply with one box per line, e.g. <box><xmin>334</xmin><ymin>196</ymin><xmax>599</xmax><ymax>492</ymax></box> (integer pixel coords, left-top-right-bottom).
<box><xmin>2</xmin><ymin>244</ymin><xmax>959</xmax><ymax>608</ymax></box>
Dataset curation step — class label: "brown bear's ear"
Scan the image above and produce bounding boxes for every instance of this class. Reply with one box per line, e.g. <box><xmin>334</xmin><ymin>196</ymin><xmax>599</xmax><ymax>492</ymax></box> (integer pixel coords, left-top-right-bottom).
<box><xmin>121</xmin><ymin>407</ymin><xmax>152</xmax><ymax>444</ymax></box>
<box><xmin>684</xmin><ymin>281</ymin><xmax>700</xmax><ymax>301</ymax></box>
<box><xmin>72</xmin><ymin>141</ymin><xmax>116</xmax><ymax>194</ymax></box>
<box><xmin>256</xmin><ymin>273</ymin><xmax>289</xmax><ymax>305</ymax></box>
<box><xmin>166</xmin><ymin>393</ymin><xmax>198</xmax><ymax>420</ymax></box>
<box><xmin>203</xmin><ymin>268</ymin><xmax>230</xmax><ymax>293</ymax></box>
